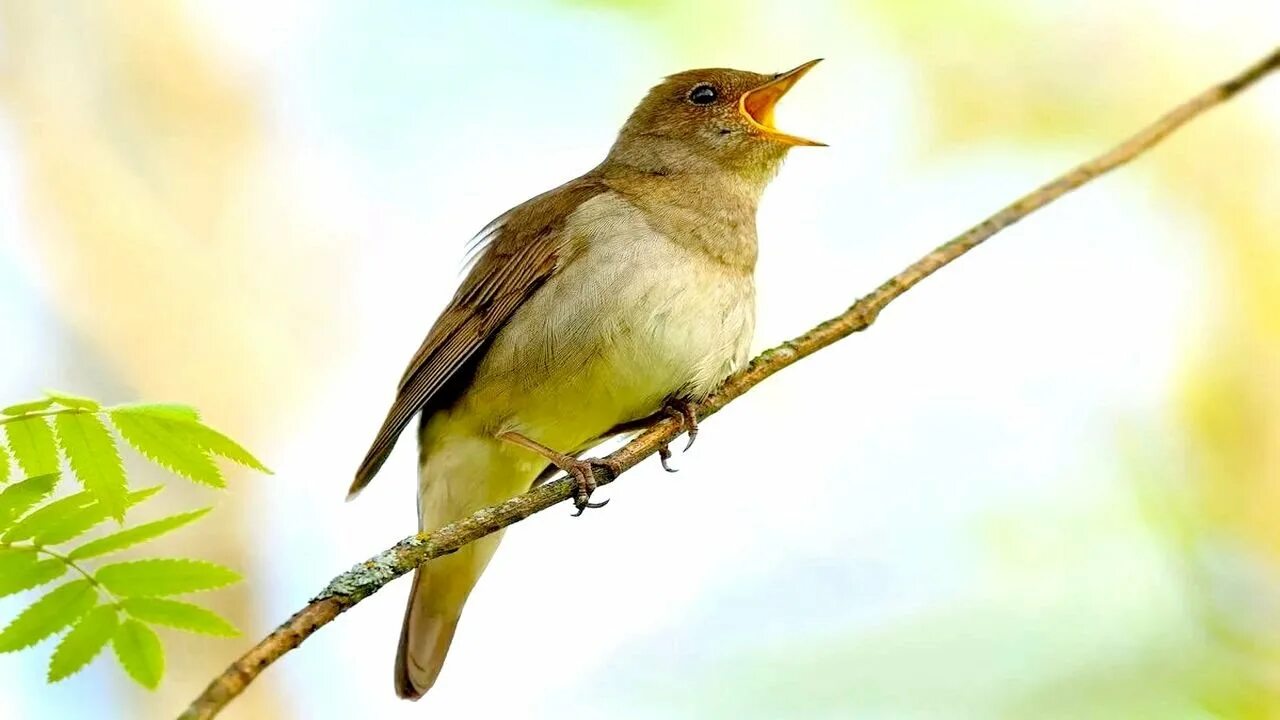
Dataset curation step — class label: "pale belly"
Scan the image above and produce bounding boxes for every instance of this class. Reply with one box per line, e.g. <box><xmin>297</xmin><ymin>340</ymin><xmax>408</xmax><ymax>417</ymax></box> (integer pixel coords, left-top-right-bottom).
<box><xmin>448</xmin><ymin>232</ymin><xmax>754</xmax><ymax>454</ymax></box>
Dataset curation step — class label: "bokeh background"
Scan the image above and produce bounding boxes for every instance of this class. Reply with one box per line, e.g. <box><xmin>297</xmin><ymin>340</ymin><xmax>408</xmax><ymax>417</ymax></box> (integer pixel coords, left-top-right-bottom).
<box><xmin>2</xmin><ymin>1</ymin><xmax>1279</xmax><ymax>718</ymax></box>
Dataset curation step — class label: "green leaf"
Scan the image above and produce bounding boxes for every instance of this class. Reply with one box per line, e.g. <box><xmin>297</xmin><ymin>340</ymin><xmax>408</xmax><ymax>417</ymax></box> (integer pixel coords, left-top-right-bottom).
<box><xmin>54</xmin><ymin>413</ymin><xmax>128</xmax><ymax>520</ymax></box>
<box><xmin>0</xmin><ymin>443</ymin><xmax>10</xmax><ymax>484</ymax></box>
<box><xmin>112</xmin><ymin>618</ymin><xmax>164</xmax><ymax>689</ymax></box>
<box><xmin>4</xmin><ymin>417</ymin><xmax>59</xmax><ymax>476</ymax></box>
<box><xmin>109</xmin><ymin>411</ymin><xmax>224</xmax><ymax>487</ymax></box>
<box><xmin>0</xmin><ymin>549</ymin><xmax>65</xmax><ymax>598</ymax></box>
<box><xmin>3</xmin><ymin>491</ymin><xmax>96</xmax><ymax>542</ymax></box>
<box><xmin>43</xmin><ymin>391</ymin><xmax>101</xmax><ymax>412</ymax></box>
<box><xmin>181</xmin><ymin>422</ymin><xmax>271</xmax><ymax>474</ymax></box>
<box><xmin>0</xmin><ymin>579</ymin><xmax>96</xmax><ymax>652</ymax></box>
<box><xmin>31</xmin><ymin>485</ymin><xmax>162</xmax><ymax>546</ymax></box>
<box><xmin>48</xmin><ymin>604</ymin><xmax>118</xmax><ymax>682</ymax></box>
<box><xmin>2</xmin><ymin>398</ymin><xmax>55</xmax><ymax>416</ymax></box>
<box><xmin>110</xmin><ymin>403</ymin><xmax>200</xmax><ymax>420</ymax></box>
<box><xmin>69</xmin><ymin>508</ymin><xmax>211</xmax><ymax>560</ymax></box>
<box><xmin>0</xmin><ymin>545</ymin><xmax>38</xmax><ymax>573</ymax></box>
<box><xmin>0</xmin><ymin>473</ymin><xmax>58</xmax><ymax>531</ymax></box>
<box><xmin>96</xmin><ymin>559</ymin><xmax>240</xmax><ymax>597</ymax></box>
<box><xmin>119</xmin><ymin>598</ymin><xmax>238</xmax><ymax>637</ymax></box>
<box><xmin>110</xmin><ymin>405</ymin><xmax>269</xmax><ymax>474</ymax></box>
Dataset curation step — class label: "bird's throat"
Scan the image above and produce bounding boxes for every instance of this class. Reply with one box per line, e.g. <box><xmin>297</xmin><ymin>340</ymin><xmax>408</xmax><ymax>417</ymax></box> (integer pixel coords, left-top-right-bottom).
<box><xmin>598</xmin><ymin>161</ymin><xmax>761</xmax><ymax>272</ymax></box>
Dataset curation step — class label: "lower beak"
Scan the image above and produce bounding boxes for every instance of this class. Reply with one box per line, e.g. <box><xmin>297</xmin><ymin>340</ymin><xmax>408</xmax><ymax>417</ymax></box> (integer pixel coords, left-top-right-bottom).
<box><xmin>739</xmin><ymin>59</ymin><xmax>826</xmax><ymax>147</ymax></box>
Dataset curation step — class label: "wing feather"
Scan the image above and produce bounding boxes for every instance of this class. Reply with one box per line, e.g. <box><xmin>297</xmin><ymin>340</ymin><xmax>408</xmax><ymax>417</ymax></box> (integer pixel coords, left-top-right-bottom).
<box><xmin>349</xmin><ymin>175</ymin><xmax>608</xmax><ymax>496</ymax></box>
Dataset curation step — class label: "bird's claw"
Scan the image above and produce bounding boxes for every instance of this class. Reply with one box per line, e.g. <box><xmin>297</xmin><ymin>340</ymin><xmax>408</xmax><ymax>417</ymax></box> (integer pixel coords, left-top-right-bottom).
<box><xmin>658</xmin><ymin>445</ymin><xmax>679</xmax><ymax>473</ymax></box>
<box><xmin>568</xmin><ymin>458</ymin><xmax>620</xmax><ymax>517</ymax></box>
<box><xmin>663</xmin><ymin>398</ymin><xmax>699</xmax><ymax>452</ymax></box>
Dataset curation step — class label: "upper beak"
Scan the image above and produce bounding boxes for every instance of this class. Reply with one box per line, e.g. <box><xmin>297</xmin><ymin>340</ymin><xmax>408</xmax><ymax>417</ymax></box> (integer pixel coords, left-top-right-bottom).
<box><xmin>739</xmin><ymin>59</ymin><xmax>825</xmax><ymax>147</ymax></box>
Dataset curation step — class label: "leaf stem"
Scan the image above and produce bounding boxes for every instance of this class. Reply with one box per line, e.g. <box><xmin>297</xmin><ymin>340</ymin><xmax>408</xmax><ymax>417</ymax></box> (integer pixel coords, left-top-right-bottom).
<box><xmin>39</xmin><ymin>548</ymin><xmax>133</xmax><ymax>611</ymax></box>
<box><xmin>0</xmin><ymin>538</ymin><xmax>122</xmax><ymax>605</ymax></box>
<box><xmin>0</xmin><ymin>407</ymin><xmax>95</xmax><ymax>426</ymax></box>
<box><xmin>32</xmin><ymin>546</ymin><xmax>101</xmax><ymax>589</ymax></box>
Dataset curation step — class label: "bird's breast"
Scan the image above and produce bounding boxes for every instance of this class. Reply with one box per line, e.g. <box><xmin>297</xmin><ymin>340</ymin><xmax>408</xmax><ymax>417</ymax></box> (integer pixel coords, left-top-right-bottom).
<box><xmin>458</xmin><ymin>193</ymin><xmax>755</xmax><ymax>451</ymax></box>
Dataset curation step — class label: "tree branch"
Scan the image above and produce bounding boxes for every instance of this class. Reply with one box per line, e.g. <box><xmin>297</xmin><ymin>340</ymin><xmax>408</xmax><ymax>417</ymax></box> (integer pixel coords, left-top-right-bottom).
<box><xmin>179</xmin><ymin>46</ymin><xmax>1280</xmax><ymax>720</ymax></box>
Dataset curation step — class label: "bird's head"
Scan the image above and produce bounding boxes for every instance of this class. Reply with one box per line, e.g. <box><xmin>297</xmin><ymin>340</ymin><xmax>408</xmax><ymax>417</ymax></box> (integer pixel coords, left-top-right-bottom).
<box><xmin>608</xmin><ymin>60</ymin><xmax>823</xmax><ymax>183</ymax></box>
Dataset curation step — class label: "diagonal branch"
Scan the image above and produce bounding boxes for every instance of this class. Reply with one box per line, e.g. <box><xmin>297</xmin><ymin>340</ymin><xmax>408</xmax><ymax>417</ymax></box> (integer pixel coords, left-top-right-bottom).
<box><xmin>179</xmin><ymin>46</ymin><xmax>1280</xmax><ymax>720</ymax></box>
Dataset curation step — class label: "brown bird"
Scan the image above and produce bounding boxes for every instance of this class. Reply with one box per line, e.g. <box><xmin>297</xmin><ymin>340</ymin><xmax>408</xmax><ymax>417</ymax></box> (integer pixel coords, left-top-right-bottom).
<box><xmin>350</xmin><ymin>60</ymin><xmax>823</xmax><ymax>699</ymax></box>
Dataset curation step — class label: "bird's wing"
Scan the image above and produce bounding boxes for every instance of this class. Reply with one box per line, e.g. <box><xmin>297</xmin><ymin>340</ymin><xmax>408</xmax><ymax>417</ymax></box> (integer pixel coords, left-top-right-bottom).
<box><xmin>348</xmin><ymin>175</ymin><xmax>610</xmax><ymax>496</ymax></box>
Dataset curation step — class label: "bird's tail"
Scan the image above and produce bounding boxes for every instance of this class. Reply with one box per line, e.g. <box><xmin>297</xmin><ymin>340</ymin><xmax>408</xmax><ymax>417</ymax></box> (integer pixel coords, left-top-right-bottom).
<box><xmin>395</xmin><ymin>571</ymin><xmax>453</xmax><ymax>698</ymax></box>
<box><xmin>395</xmin><ymin>429</ymin><xmax>527</xmax><ymax>699</ymax></box>
<box><xmin>395</xmin><ymin>516</ymin><xmax>509</xmax><ymax>699</ymax></box>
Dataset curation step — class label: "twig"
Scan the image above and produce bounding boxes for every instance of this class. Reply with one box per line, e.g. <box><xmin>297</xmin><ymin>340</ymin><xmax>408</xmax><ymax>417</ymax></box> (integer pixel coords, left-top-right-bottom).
<box><xmin>179</xmin><ymin>46</ymin><xmax>1280</xmax><ymax>720</ymax></box>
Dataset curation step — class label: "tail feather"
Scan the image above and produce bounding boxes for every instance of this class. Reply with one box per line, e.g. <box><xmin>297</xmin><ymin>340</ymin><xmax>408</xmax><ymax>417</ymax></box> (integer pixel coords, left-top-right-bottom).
<box><xmin>394</xmin><ymin>570</ymin><xmax>459</xmax><ymax>699</ymax></box>
<box><xmin>394</xmin><ymin>421</ymin><xmax>538</xmax><ymax>699</ymax></box>
<box><xmin>394</xmin><ymin>535</ymin><xmax>505</xmax><ymax>699</ymax></box>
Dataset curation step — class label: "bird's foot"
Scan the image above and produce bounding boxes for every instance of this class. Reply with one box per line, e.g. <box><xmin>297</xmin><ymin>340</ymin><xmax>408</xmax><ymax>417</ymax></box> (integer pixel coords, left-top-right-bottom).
<box><xmin>664</xmin><ymin>398</ymin><xmax>699</xmax><ymax>450</ymax></box>
<box><xmin>563</xmin><ymin>457</ymin><xmax>622</xmax><ymax>517</ymax></box>
<box><xmin>496</xmin><ymin>431</ymin><xmax>619</xmax><ymax>516</ymax></box>
<box><xmin>657</xmin><ymin>398</ymin><xmax>699</xmax><ymax>471</ymax></box>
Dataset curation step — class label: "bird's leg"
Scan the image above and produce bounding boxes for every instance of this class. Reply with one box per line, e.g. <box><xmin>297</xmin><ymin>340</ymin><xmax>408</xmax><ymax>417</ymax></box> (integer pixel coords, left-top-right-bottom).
<box><xmin>497</xmin><ymin>431</ymin><xmax>620</xmax><ymax>516</ymax></box>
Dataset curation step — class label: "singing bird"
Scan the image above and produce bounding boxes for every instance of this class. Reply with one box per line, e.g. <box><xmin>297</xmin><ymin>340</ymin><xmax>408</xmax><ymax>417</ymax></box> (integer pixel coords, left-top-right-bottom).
<box><xmin>350</xmin><ymin>60</ymin><xmax>824</xmax><ymax>699</ymax></box>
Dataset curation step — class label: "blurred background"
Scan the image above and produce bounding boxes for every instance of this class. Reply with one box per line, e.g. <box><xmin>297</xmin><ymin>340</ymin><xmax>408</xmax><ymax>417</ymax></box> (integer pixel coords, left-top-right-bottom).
<box><xmin>1</xmin><ymin>1</ymin><xmax>1278</xmax><ymax>718</ymax></box>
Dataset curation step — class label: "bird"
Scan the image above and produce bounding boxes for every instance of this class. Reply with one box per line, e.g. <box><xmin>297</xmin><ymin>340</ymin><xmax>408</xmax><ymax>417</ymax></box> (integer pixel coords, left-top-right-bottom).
<box><xmin>349</xmin><ymin>59</ymin><xmax>824</xmax><ymax>700</ymax></box>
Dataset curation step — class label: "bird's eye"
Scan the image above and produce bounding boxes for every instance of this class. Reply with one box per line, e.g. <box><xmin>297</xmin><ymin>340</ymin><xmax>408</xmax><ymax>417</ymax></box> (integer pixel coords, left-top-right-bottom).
<box><xmin>688</xmin><ymin>84</ymin><xmax>718</xmax><ymax>105</ymax></box>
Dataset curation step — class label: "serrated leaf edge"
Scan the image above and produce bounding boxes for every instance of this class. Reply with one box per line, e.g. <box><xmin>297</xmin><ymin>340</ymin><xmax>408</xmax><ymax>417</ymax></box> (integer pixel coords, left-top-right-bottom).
<box><xmin>68</xmin><ymin>508</ymin><xmax>211</xmax><ymax>560</ymax></box>
<box><xmin>47</xmin><ymin>604</ymin><xmax>118</xmax><ymax>682</ymax></box>
<box><xmin>112</xmin><ymin>618</ymin><xmax>164</xmax><ymax>689</ymax></box>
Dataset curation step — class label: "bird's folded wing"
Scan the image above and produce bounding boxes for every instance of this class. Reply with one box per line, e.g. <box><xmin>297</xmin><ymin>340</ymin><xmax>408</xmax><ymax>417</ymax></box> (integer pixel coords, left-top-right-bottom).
<box><xmin>349</xmin><ymin>175</ymin><xmax>610</xmax><ymax>496</ymax></box>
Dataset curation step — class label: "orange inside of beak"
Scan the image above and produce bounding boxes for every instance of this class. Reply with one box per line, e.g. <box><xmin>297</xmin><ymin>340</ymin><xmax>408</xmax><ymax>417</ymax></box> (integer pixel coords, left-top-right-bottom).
<box><xmin>739</xmin><ymin>59</ymin><xmax>825</xmax><ymax>147</ymax></box>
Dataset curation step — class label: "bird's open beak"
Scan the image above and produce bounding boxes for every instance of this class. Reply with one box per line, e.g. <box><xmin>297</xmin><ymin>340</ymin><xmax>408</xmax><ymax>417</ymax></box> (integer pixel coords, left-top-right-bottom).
<box><xmin>739</xmin><ymin>59</ymin><xmax>825</xmax><ymax>147</ymax></box>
